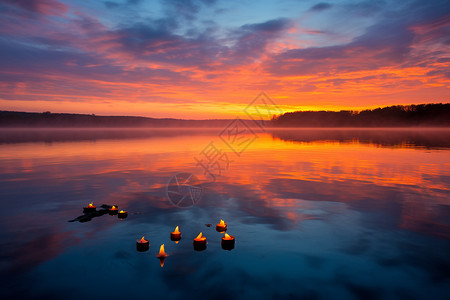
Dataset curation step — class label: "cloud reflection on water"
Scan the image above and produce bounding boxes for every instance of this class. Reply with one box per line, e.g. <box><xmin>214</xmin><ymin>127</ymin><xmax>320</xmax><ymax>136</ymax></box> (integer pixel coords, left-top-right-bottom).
<box><xmin>0</xmin><ymin>128</ymin><xmax>449</xmax><ymax>299</ymax></box>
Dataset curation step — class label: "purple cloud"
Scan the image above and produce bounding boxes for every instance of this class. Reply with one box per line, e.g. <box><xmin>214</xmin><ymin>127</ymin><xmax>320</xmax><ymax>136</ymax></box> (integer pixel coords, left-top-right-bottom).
<box><xmin>265</xmin><ymin>1</ymin><xmax>450</xmax><ymax>77</ymax></box>
<box><xmin>1</xmin><ymin>0</ymin><xmax>68</xmax><ymax>16</ymax></box>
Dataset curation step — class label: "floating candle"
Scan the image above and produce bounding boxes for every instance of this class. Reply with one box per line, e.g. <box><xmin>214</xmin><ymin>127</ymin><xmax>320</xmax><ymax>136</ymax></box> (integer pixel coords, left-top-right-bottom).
<box><xmin>156</xmin><ymin>244</ymin><xmax>168</xmax><ymax>267</ymax></box>
<box><xmin>109</xmin><ymin>205</ymin><xmax>118</xmax><ymax>215</ymax></box>
<box><xmin>193</xmin><ymin>232</ymin><xmax>207</xmax><ymax>251</ymax></box>
<box><xmin>216</xmin><ymin>219</ymin><xmax>227</xmax><ymax>232</ymax></box>
<box><xmin>156</xmin><ymin>244</ymin><xmax>168</xmax><ymax>258</ymax></box>
<box><xmin>136</xmin><ymin>236</ymin><xmax>149</xmax><ymax>252</ymax></box>
<box><xmin>83</xmin><ymin>202</ymin><xmax>96</xmax><ymax>213</ymax></box>
<box><xmin>170</xmin><ymin>226</ymin><xmax>182</xmax><ymax>242</ymax></box>
<box><xmin>221</xmin><ymin>233</ymin><xmax>235</xmax><ymax>250</ymax></box>
<box><xmin>118</xmin><ymin>210</ymin><xmax>128</xmax><ymax>218</ymax></box>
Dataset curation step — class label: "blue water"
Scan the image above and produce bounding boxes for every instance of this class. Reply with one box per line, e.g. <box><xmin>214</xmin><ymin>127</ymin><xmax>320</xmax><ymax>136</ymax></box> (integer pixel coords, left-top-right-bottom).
<box><xmin>0</xmin><ymin>128</ymin><xmax>449</xmax><ymax>300</ymax></box>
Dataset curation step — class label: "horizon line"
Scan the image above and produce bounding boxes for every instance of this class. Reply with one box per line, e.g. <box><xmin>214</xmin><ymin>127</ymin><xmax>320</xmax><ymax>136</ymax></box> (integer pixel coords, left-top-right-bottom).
<box><xmin>2</xmin><ymin>102</ymin><xmax>448</xmax><ymax>121</ymax></box>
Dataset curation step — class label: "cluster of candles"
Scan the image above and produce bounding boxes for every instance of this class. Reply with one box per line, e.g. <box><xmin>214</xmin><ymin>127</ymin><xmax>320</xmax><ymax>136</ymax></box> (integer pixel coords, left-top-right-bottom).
<box><xmin>82</xmin><ymin>203</ymin><xmax>235</xmax><ymax>267</ymax></box>
<box><xmin>83</xmin><ymin>202</ymin><xmax>128</xmax><ymax>219</ymax></box>
<box><xmin>136</xmin><ymin>219</ymin><xmax>236</xmax><ymax>267</ymax></box>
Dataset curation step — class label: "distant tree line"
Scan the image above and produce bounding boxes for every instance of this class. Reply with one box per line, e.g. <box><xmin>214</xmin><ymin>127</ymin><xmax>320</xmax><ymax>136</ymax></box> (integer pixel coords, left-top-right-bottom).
<box><xmin>1</xmin><ymin>103</ymin><xmax>448</xmax><ymax>127</ymax></box>
<box><xmin>0</xmin><ymin>111</ymin><xmax>260</xmax><ymax>128</ymax></box>
<box><xmin>271</xmin><ymin>103</ymin><xmax>450</xmax><ymax>127</ymax></box>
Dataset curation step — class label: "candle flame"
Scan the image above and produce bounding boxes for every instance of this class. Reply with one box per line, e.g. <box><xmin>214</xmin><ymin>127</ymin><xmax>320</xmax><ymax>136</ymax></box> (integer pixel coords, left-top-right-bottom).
<box><xmin>223</xmin><ymin>233</ymin><xmax>234</xmax><ymax>240</ymax></box>
<box><xmin>157</xmin><ymin>244</ymin><xmax>168</xmax><ymax>258</ymax></box>
<box><xmin>140</xmin><ymin>236</ymin><xmax>146</xmax><ymax>243</ymax></box>
<box><xmin>194</xmin><ymin>232</ymin><xmax>206</xmax><ymax>241</ymax></box>
<box><xmin>88</xmin><ymin>202</ymin><xmax>94</xmax><ymax>208</ymax></box>
<box><xmin>119</xmin><ymin>210</ymin><xmax>125</xmax><ymax>213</ymax></box>
<box><xmin>111</xmin><ymin>205</ymin><xmax>118</xmax><ymax>210</ymax></box>
<box><xmin>157</xmin><ymin>244</ymin><xmax>167</xmax><ymax>267</ymax></box>
<box><xmin>173</xmin><ymin>226</ymin><xmax>180</xmax><ymax>234</ymax></box>
<box><xmin>219</xmin><ymin>219</ymin><xmax>225</xmax><ymax>226</ymax></box>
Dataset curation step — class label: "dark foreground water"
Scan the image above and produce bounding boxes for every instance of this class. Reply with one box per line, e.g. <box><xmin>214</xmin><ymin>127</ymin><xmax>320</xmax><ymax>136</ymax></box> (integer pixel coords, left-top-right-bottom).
<box><xmin>0</xmin><ymin>128</ymin><xmax>449</xmax><ymax>300</ymax></box>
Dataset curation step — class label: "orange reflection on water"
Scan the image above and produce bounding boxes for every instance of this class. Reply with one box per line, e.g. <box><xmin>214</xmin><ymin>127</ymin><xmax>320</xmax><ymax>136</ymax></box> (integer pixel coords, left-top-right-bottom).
<box><xmin>0</xmin><ymin>129</ymin><xmax>449</xmax><ymax>237</ymax></box>
<box><xmin>227</xmin><ymin>133</ymin><xmax>450</xmax><ymax>193</ymax></box>
<box><xmin>2</xmin><ymin>130</ymin><xmax>448</xmax><ymax>191</ymax></box>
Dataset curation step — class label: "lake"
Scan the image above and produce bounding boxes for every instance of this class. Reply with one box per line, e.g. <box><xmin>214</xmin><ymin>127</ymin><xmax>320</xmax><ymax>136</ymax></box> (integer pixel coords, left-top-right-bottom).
<box><xmin>0</xmin><ymin>128</ymin><xmax>449</xmax><ymax>300</ymax></box>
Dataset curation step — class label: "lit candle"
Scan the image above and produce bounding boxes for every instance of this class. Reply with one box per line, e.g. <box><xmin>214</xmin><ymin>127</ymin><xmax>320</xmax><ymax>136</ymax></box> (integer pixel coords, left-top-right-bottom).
<box><xmin>170</xmin><ymin>226</ymin><xmax>182</xmax><ymax>242</ymax></box>
<box><xmin>118</xmin><ymin>210</ymin><xmax>128</xmax><ymax>219</ymax></box>
<box><xmin>109</xmin><ymin>205</ymin><xmax>119</xmax><ymax>215</ymax></box>
<box><xmin>221</xmin><ymin>233</ymin><xmax>235</xmax><ymax>250</ymax></box>
<box><xmin>136</xmin><ymin>236</ymin><xmax>149</xmax><ymax>252</ymax></box>
<box><xmin>156</xmin><ymin>244</ymin><xmax>168</xmax><ymax>267</ymax></box>
<box><xmin>193</xmin><ymin>232</ymin><xmax>207</xmax><ymax>251</ymax></box>
<box><xmin>83</xmin><ymin>202</ymin><xmax>96</xmax><ymax>213</ymax></box>
<box><xmin>216</xmin><ymin>219</ymin><xmax>227</xmax><ymax>232</ymax></box>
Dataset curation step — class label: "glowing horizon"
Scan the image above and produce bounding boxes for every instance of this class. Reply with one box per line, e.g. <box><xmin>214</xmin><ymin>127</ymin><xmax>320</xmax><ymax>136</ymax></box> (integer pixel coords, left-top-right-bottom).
<box><xmin>0</xmin><ymin>0</ymin><xmax>449</xmax><ymax>119</ymax></box>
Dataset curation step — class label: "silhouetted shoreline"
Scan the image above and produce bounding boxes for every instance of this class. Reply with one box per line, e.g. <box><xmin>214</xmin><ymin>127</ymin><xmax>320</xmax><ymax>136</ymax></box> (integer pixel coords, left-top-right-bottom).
<box><xmin>0</xmin><ymin>111</ymin><xmax>263</xmax><ymax>128</ymax></box>
<box><xmin>272</xmin><ymin>103</ymin><xmax>450</xmax><ymax>127</ymax></box>
<box><xmin>1</xmin><ymin>103</ymin><xmax>449</xmax><ymax>128</ymax></box>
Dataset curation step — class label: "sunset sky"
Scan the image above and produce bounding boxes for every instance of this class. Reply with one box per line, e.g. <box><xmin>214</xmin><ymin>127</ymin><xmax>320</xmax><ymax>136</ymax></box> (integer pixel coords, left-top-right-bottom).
<box><xmin>0</xmin><ymin>0</ymin><xmax>449</xmax><ymax>119</ymax></box>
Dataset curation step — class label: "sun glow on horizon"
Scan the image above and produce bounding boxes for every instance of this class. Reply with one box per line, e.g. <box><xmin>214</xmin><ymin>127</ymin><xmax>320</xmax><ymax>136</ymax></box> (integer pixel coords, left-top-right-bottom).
<box><xmin>0</xmin><ymin>1</ymin><xmax>449</xmax><ymax>119</ymax></box>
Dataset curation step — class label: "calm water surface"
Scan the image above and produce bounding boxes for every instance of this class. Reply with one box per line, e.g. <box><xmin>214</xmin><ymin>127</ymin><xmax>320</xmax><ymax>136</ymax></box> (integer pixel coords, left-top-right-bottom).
<box><xmin>0</xmin><ymin>128</ymin><xmax>449</xmax><ymax>300</ymax></box>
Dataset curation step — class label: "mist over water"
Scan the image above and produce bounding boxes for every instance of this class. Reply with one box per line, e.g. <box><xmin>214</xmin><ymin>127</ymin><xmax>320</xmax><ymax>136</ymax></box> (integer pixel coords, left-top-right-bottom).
<box><xmin>0</xmin><ymin>128</ymin><xmax>449</xmax><ymax>299</ymax></box>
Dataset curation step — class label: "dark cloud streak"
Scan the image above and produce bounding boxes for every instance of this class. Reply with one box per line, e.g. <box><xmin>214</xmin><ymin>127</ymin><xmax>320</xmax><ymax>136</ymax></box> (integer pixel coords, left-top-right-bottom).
<box><xmin>309</xmin><ymin>2</ymin><xmax>332</xmax><ymax>12</ymax></box>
